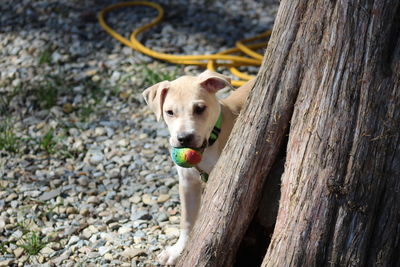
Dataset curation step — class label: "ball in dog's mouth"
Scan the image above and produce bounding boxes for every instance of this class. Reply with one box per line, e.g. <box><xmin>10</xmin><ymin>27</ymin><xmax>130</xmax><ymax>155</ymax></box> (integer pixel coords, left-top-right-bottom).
<box><xmin>171</xmin><ymin>147</ymin><xmax>202</xmax><ymax>168</ymax></box>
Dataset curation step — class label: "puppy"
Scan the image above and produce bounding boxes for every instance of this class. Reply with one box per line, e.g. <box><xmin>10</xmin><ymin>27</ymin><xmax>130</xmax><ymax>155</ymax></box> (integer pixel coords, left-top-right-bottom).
<box><xmin>143</xmin><ymin>70</ymin><xmax>254</xmax><ymax>265</ymax></box>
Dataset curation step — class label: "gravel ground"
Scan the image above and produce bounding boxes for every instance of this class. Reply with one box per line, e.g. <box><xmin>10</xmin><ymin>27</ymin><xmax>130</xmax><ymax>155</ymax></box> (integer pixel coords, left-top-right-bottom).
<box><xmin>0</xmin><ymin>0</ymin><xmax>277</xmax><ymax>266</ymax></box>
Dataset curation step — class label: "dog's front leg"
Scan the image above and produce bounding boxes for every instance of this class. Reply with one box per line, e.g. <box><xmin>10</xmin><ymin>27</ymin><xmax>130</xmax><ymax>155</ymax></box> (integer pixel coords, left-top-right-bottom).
<box><xmin>158</xmin><ymin>167</ymin><xmax>202</xmax><ymax>265</ymax></box>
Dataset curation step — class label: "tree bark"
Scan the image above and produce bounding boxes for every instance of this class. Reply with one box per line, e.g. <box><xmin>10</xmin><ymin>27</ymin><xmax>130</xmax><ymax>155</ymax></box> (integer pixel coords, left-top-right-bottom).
<box><xmin>175</xmin><ymin>0</ymin><xmax>306</xmax><ymax>264</ymax></box>
<box><xmin>263</xmin><ymin>0</ymin><xmax>400</xmax><ymax>266</ymax></box>
<box><xmin>177</xmin><ymin>0</ymin><xmax>400</xmax><ymax>266</ymax></box>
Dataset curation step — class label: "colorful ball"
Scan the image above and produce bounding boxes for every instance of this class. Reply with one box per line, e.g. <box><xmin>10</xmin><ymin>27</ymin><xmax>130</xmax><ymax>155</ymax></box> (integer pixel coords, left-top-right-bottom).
<box><xmin>171</xmin><ymin>147</ymin><xmax>202</xmax><ymax>168</ymax></box>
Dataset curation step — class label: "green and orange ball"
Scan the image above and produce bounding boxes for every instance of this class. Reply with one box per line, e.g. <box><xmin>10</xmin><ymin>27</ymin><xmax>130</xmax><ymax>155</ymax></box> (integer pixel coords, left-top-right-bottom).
<box><xmin>171</xmin><ymin>147</ymin><xmax>202</xmax><ymax>168</ymax></box>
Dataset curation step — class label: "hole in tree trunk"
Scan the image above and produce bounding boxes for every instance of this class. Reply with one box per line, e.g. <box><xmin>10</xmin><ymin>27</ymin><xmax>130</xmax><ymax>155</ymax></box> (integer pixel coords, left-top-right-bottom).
<box><xmin>234</xmin><ymin>137</ymin><xmax>287</xmax><ymax>267</ymax></box>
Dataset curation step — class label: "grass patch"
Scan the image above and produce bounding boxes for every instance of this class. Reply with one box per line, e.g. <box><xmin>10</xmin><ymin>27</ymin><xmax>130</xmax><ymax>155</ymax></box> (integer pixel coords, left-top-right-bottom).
<box><xmin>0</xmin><ymin>84</ymin><xmax>22</xmax><ymax>116</ymax></box>
<box><xmin>19</xmin><ymin>231</ymin><xmax>47</xmax><ymax>256</ymax></box>
<box><xmin>38</xmin><ymin>46</ymin><xmax>53</xmax><ymax>65</ymax></box>
<box><xmin>0</xmin><ymin>118</ymin><xmax>20</xmax><ymax>153</ymax></box>
<box><xmin>38</xmin><ymin>128</ymin><xmax>57</xmax><ymax>154</ymax></box>
<box><xmin>34</xmin><ymin>78</ymin><xmax>59</xmax><ymax>109</ymax></box>
<box><xmin>141</xmin><ymin>65</ymin><xmax>178</xmax><ymax>86</ymax></box>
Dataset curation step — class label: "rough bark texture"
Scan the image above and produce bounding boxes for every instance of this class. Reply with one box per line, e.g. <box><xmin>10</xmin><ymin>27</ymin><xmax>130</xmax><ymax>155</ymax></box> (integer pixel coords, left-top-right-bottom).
<box><xmin>175</xmin><ymin>4</ymin><xmax>303</xmax><ymax>264</ymax></box>
<box><xmin>262</xmin><ymin>0</ymin><xmax>400</xmax><ymax>266</ymax></box>
<box><xmin>177</xmin><ymin>0</ymin><xmax>400</xmax><ymax>266</ymax></box>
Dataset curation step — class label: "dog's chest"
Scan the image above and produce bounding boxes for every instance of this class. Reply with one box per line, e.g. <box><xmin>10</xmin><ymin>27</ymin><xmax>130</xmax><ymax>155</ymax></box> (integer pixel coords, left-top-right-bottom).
<box><xmin>197</xmin><ymin>144</ymin><xmax>220</xmax><ymax>174</ymax></box>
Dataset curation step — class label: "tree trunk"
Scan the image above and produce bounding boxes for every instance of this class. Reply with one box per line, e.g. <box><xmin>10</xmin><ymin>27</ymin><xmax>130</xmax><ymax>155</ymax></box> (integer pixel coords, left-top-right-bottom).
<box><xmin>177</xmin><ymin>0</ymin><xmax>400</xmax><ymax>266</ymax></box>
<box><xmin>263</xmin><ymin>0</ymin><xmax>400</xmax><ymax>266</ymax></box>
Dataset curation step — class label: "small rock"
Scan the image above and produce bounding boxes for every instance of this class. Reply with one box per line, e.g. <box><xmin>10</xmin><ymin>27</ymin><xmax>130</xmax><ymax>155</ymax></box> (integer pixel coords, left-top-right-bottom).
<box><xmin>118</xmin><ymin>226</ymin><xmax>132</xmax><ymax>235</ymax></box>
<box><xmin>129</xmin><ymin>195</ymin><xmax>141</xmax><ymax>204</ymax></box>
<box><xmin>121</xmin><ymin>248</ymin><xmax>147</xmax><ymax>259</ymax></box>
<box><xmin>52</xmin><ymin>249</ymin><xmax>71</xmax><ymax>265</ymax></box>
<box><xmin>98</xmin><ymin>246</ymin><xmax>111</xmax><ymax>256</ymax></box>
<box><xmin>5</xmin><ymin>192</ymin><xmax>17</xmax><ymax>202</ymax></box>
<box><xmin>169</xmin><ymin>216</ymin><xmax>180</xmax><ymax>224</ymax></box>
<box><xmin>82</xmin><ymin>225</ymin><xmax>99</xmax><ymax>239</ymax></box>
<box><xmin>104</xmin><ymin>253</ymin><xmax>113</xmax><ymax>261</ymax></box>
<box><xmin>133</xmin><ymin>236</ymin><xmax>144</xmax><ymax>244</ymax></box>
<box><xmin>94</xmin><ymin>127</ymin><xmax>106</xmax><ymax>136</ymax></box>
<box><xmin>142</xmin><ymin>194</ymin><xmax>156</xmax><ymax>206</ymax></box>
<box><xmin>66</xmin><ymin>207</ymin><xmax>77</xmax><ymax>214</ymax></box>
<box><xmin>90</xmin><ymin>153</ymin><xmax>104</xmax><ymax>165</ymax></box>
<box><xmin>77</xmin><ymin>176</ymin><xmax>89</xmax><ymax>186</ymax></box>
<box><xmin>80</xmin><ymin>208</ymin><xmax>90</xmax><ymax>216</ymax></box>
<box><xmin>156</xmin><ymin>212</ymin><xmax>169</xmax><ymax>222</ymax></box>
<box><xmin>41</xmin><ymin>247</ymin><xmax>55</xmax><ymax>256</ymax></box>
<box><xmin>0</xmin><ymin>260</ymin><xmax>14</xmax><ymax>267</ymax></box>
<box><xmin>131</xmin><ymin>210</ymin><xmax>152</xmax><ymax>221</ymax></box>
<box><xmin>117</xmin><ymin>139</ymin><xmax>129</xmax><ymax>147</ymax></box>
<box><xmin>39</xmin><ymin>188</ymin><xmax>62</xmax><ymax>201</ymax></box>
<box><xmin>108</xmin><ymin>168</ymin><xmax>120</xmax><ymax>178</ymax></box>
<box><xmin>108</xmin><ymin>222</ymin><xmax>120</xmax><ymax>231</ymax></box>
<box><xmin>164</xmin><ymin>227</ymin><xmax>180</xmax><ymax>237</ymax></box>
<box><xmin>63</xmin><ymin>103</ymin><xmax>74</xmax><ymax>113</ymax></box>
<box><xmin>11</xmin><ymin>229</ymin><xmax>23</xmax><ymax>240</ymax></box>
<box><xmin>121</xmin><ymin>154</ymin><xmax>132</xmax><ymax>163</ymax></box>
<box><xmin>13</xmin><ymin>247</ymin><xmax>24</xmax><ymax>258</ymax></box>
<box><xmin>68</xmin><ymin>235</ymin><xmax>80</xmax><ymax>246</ymax></box>
<box><xmin>157</xmin><ymin>194</ymin><xmax>170</xmax><ymax>203</ymax></box>
<box><xmin>92</xmin><ymin>75</ymin><xmax>101</xmax><ymax>82</ymax></box>
<box><xmin>110</xmin><ymin>71</ymin><xmax>121</xmax><ymax>84</ymax></box>
<box><xmin>87</xmin><ymin>196</ymin><xmax>99</xmax><ymax>204</ymax></box>
<box><xmin>0</xmin><ymin>218</ymin><xmax>5</xmax><ymax>231</ymax></box>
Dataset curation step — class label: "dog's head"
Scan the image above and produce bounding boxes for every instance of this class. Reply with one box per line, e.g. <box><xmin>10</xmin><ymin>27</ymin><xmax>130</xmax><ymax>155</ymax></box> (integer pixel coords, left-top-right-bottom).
<box><xmin>143</xmin><ymin>70</ymin><xmax>231</xmax><ymax>149</ymax></box>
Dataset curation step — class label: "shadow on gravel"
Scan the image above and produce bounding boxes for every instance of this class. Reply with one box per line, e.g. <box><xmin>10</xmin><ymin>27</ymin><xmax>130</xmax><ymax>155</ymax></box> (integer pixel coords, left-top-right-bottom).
<box><xmin>0</xmin><ymin>0</ymin><xmax>273</xmax><ymax>48</ymax></box>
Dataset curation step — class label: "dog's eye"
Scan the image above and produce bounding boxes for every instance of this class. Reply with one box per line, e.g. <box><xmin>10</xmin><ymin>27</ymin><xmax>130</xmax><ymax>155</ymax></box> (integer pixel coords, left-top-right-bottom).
<box><xmin>165</xmin><ymin>110</ymin><xmax>174</xmax><ymax>116</ymax></box>
<box><xmin>194</xmin><ymin>105</ymin><xmax>206</xmax><ymax>115</ymax></box>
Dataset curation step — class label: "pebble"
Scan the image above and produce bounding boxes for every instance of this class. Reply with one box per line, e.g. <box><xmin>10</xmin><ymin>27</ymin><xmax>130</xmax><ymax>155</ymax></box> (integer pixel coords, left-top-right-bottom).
<box><xmin>90</xmin><ymin>153</ymin><xmax>104</xmax><ymax>165</ymax></box>
<box><xmin>0</xmin><ymin>260</ymin><xmax>14</xmax><ymax>267</ymax></box>
<box><xmin>41</xmin><ymin>247</ymin><xmax>55</xmax><ymax>256</ymax></box>
<box><xmin>104</xmin><ymin>253</ymin><xmax>114</xmax><ymax>261</ymax></box>
<box><xmin>68</xmin><ymin>235</ymin><xmax>80</xmax><ymax>246</ymax></box>
<box><xmin>157</xmin><ymin>194</ymin><xmax>170</xmax><ymax>203</ymax></box>
<box><xmin>169</xmin><ymin>216</ymin><xmax>180</xmax><ymax>224</ymax></box>
<box><xmin>5</xmin><ymin>193</ymin><xmax>17</xmax><ymax>202</ymax></box>
<box><xmin>132</xmin><ymin>210</ymin><xmax>152</xmax><ymax>221</ymax></box>
<box><xmin>164</xmin><ymin>227</ymin><xmax>180</xmax><ymax>237</ymax></box>
<box><xmin>77</xmin><ymin>176</ymin><xmax>89</xmax><ymax>186</ymax></box>
<box><xmin>129</xmin><ymin>195</ymin><xmax>141</xmax><ymax>204</ymax></box>
<box><xmin>98</xmin><ymin>246</ymin><xmax>111</xmax><ymax>256</ymax></box>
<box><xmin>87</xmin><ymin>196</ymin><xmax>99</xmax><ymax>204</ymax></box>
<box><xmin>13</xmin><ymin>247</ymin><xmax>24</xmax><ymax>258</ymax></box>
<box><xmin>121</xmin><ymin>248</ymin><xmax>147</xmax><ymax>259</ymax></box>
<box><xmin>118</xmin><ymin>226</ymin><xmax>132</xmax><ymax>235</ymax></box>
<box><xmin>157</xmin><ymin>212</ymin><xmax>169</xmax><ymax>222</ymax></box>
<box><xmin>142</xmin><ymin>194</ymin><xmax>157</xmax><ymax>206</ymax></box>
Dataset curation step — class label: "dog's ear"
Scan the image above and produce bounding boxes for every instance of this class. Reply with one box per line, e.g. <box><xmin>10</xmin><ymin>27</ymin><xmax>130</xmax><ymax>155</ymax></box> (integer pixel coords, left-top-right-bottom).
<box><xmin>142</xmin><ymin>81</ymin><xmax>170</xmax><ymax>121</ymax></box>
<box><xmin>198</xmin><ymin>70</ymin><xmax>231</xmax><ymax>93</ymax></box>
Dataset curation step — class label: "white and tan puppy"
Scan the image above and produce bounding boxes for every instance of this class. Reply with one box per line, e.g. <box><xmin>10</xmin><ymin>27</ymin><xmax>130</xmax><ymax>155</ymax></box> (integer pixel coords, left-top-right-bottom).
<box><xmin>143</xmin><ymin>70</ymin><xmax>254</xmax><ymax>265</ymax></box>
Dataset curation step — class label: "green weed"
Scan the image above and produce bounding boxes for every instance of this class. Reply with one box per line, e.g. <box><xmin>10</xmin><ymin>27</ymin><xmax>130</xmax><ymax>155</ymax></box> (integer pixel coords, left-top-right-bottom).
<box><xmin>38</xmin><ymin>47</ymin><xmax>53</xmax><ymax>65</ymax></box>
<box><xmin>0</xmin><ymin>118</ymin><xmax>20</xmax><ymax>153</ymax></box>
<box><xmin>35</xmin><ymin>82</ymin><xmax>58</xmax><ymax>109</ymax></box>
<box><xmin>19</xmin><ymin>232</ymin><xmax>46</xmax><ymax>256</ymax></box>
<box><xmin>0</xmin><ymin>84</ymin><xmax>22</xmax><ymax>116</ymax></box>
<box><xmin>0</xmin><ymin>240</ymin><xmax>11</xmax><ymax>254</ymax></box>
<box><xmin>38</xmin><ymin>128</ymin><xmax>57</xmax><ymax>154</ymax></box>
<box><xmin>142</xmin><ymin>65</ymin><xmax>178</xmax><ymax>86</ymax></box>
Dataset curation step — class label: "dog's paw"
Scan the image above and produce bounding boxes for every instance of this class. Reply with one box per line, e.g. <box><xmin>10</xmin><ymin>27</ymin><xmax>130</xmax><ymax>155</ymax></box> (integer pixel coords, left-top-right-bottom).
<box><xmin>158</xmin><ymin>245</ymin><xmax>182</xmax><ymax>265</ymax></box>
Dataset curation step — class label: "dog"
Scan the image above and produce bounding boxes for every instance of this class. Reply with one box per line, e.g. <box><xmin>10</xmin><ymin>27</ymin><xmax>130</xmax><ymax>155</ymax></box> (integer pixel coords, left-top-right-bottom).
<box><xmin>143</xmin><ymin>70</ymin><xmax>254</xmax><ymax>265</ymax></box>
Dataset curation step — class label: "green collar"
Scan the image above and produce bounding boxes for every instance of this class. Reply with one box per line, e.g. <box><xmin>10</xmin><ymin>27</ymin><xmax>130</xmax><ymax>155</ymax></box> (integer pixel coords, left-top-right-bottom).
<box><xmin>196</xmin><ymin>111</ymin><xmax>222</xmax><ymax>183</ymax></box>
<box><xmin>208</xmin><ymin>112</ymin><xmax>222</xmax><ymax>146</ymax></box>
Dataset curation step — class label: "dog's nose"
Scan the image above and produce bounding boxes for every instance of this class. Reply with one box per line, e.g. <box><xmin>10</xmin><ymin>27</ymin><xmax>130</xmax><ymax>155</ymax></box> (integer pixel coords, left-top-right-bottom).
<box><xmin>177</xmin><ymin>133</ymin><xmax>194</xmax><ymax>147</ymax></box>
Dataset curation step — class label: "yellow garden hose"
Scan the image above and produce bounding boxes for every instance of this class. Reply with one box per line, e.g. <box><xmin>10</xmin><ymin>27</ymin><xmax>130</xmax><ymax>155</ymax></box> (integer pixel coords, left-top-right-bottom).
<box><xmin>98</xmin><ymin>1</ymin><xmax>271</xmax><ymax>86</ymax></box>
